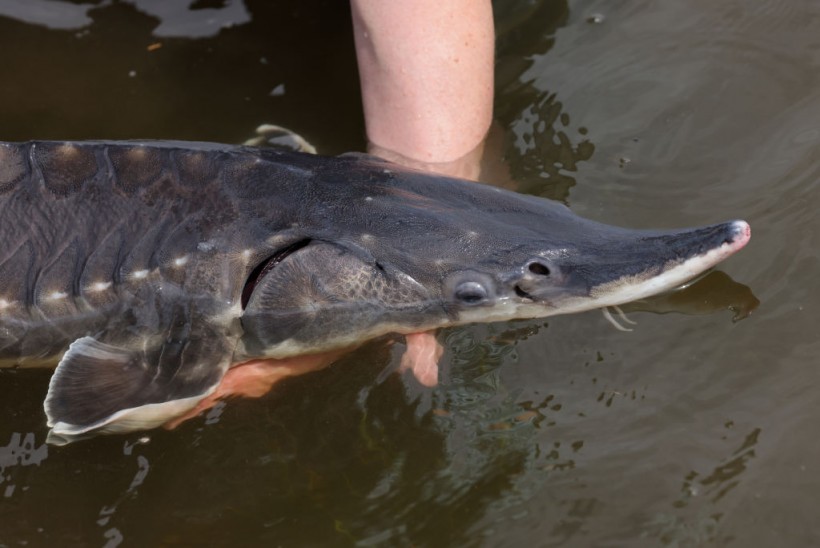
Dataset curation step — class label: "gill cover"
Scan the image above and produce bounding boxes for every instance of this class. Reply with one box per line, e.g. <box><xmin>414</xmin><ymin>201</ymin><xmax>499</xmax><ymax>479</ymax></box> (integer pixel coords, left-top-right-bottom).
<box><xmin>241</xmin><ymin>242</ymin><xmax>431</xmax><ymax>356</ymax></box>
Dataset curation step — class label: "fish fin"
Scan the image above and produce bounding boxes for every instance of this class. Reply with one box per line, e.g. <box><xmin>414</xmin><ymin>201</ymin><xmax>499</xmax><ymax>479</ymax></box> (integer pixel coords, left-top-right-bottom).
<box><xmin>243</xmin><ymin>124</ymin><xmax>317</xmax><ymax>154</ymax></box>
<box><xmin>44</xmin><ymin>334</ymin><xmax>234</xmax><ymax>443</ymax></box>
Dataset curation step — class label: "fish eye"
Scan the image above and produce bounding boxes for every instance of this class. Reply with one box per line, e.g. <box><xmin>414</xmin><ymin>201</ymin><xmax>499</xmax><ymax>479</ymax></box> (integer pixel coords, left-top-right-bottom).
<box><xmin>527</xmin><ymin>261</ymin><xmax>551</xmax><ymax>276</ymax></box>
<box><xmin>454</xmin><ymin>281</ymin><xmax>489</xmax><ymax>305</ymax></box>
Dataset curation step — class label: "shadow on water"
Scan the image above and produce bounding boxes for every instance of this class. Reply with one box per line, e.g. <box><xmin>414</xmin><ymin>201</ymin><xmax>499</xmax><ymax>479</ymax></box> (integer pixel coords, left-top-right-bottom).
<box><xmin>622</xmin><ymin>271</ymin><xmax>760</xmax><ymax>322</ymax></box>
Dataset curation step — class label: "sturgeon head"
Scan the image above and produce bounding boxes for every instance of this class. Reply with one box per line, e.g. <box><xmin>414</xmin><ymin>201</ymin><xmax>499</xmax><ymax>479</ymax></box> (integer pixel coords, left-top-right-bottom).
<box><xmin>239</xmin><ymin>153</ymin><xmax>751</xmax><ymax>359</ymax></box>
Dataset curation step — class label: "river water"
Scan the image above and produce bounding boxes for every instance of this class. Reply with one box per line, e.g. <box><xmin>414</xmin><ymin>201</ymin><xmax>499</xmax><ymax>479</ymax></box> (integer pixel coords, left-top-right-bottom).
<box><xmin>0</xmin><ymin>1</ymin><xmax>817</xmax><ymax>546</ymax></box>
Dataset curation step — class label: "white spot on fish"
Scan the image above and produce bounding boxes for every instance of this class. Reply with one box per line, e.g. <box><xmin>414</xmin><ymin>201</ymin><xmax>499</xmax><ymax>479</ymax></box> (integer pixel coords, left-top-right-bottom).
<box><xmin>434</xmin><ymin>259</ymin><xmax>446</xmax><ymax>267</ymax></box>
<box><xmin>242</xmin><ymin>249</ymin><xmax>252</xmax><ymax>260</ymax></box>
<box><xmin>383</xmin><ymin>169</ymin><xmax>392</xmax><ymax>174</ymax></box>
<box><xmin>173</xmin><ymin>256</ymin><xmax>188</xmax><ymax>267</ymax></box>
<box><xmin>267</xmin><ymin>234</ymin><xmax>288</xmax><ymax>245</ymax></box>
<box><xmin>538</xmin><ymin>248</ymin><xmax>570</xmax><ymax>260</ymax></box>
<box><xmin>0</xmin><ymin>298</ymin><xmax>11</xmax><ymax>310</ymax></box>
<box><xmin>131</xmin><ymin>270</ymin><xmax>149</xmax><ymax>280</ymax></box>
<box><xmin>46</xmin><ymin>291</ymin><xmax>68</xmax><ymax>301</ymax></box>
<box><xmin>88</xmin><ymin>281</ymin><xmax>112</xmax><ymax>292</ymax></box>
<box><xmin>57</xmin><ymin>143</ymin><xmax>78</xmax><ymax>157</ymax></box>
<box><xmin>361</xmin><ymin>234</ymin><xmax>374</xmax><ymax>242</ymax></box>
<box><xmin>197</xmin><ymin>241</ymin><xmax>215</xmax><ymax>252</ymax></box>
<box><xmin>127</xmin><ymin>146</ymin><xmax>148</xmax><ymax>160</ymax></box>
<box><xmin>365</xmin><ymin>196</ymin><xmax>373</xmax><ymax>202</ymax></box>
<box><xmin>466</xmin><ymin>230</ymin><xmax>479</xmax><ymax>239</ymax></box>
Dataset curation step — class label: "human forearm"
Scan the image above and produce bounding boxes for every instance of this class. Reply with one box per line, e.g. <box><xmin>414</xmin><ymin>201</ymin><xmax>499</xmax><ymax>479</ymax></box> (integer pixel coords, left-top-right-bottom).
<box><xmin>351</xmin><ymin>0</ymin><xmax>495</xmax><ymax>167</ymax></box>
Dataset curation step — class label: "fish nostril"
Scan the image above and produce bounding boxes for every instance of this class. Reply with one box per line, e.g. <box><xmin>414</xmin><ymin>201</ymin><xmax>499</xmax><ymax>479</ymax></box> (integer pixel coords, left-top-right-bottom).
<box><xmin>528</xmin><ymin>261</ymin><xmax>551</xmax><ymax>276</ymax></box>
<box><xmin>454</xmin><ymin>281</ymin><xmax>489</xmax><ymax>305</ymax></box>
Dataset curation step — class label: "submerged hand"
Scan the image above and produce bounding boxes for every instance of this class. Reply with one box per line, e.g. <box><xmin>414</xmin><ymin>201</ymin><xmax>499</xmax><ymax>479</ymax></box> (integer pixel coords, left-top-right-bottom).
<box><xmin>164</xmin><ymin>332</ymin><xmax>446</xmax><ymax>429</ymax></box>
<box><xmin>399</xmin><ymin>331</ymin><xmax>445</xmax><ymax>387</ymax></box>
<box><xmin>163</xmin><ymin>350</ymin><xmax>347</xmax><ymax>430</ymax></box>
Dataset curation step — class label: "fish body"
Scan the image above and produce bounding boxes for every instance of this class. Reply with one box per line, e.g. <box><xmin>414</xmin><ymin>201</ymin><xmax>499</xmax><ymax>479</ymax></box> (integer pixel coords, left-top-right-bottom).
<box><xmin>0</xmin><ymin>140</ymin><xmax>750</xmax><ymax>442</ymax></box>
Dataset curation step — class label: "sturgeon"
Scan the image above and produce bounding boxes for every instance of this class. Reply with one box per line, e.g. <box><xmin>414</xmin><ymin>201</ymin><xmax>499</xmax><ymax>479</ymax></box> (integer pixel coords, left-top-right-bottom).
<box><xmin>0</xmin><ymin>140</ymin><xmax>750</xmax><ymax>442</ymax></box>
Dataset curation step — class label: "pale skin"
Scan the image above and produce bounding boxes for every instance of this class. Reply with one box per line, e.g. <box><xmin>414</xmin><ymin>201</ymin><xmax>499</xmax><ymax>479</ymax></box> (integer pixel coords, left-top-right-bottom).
<box><xmin>166</xmin><ymin>331</ymin><xmax>445</xmax><ymax>429</ymax></box>
<box><xmin>166</xmin><ymin>2</ymin><xmax>495</xmax><ymax>427</ymax></box>
<box><xmin>165</xmin><ymin>350</ymin><xmax>348</xmax><ymax>429</ymax></box>
<box><xmin>351</xmin><ymin>0</ymin><xmax>495</xmax><ymax>180</ymax></box>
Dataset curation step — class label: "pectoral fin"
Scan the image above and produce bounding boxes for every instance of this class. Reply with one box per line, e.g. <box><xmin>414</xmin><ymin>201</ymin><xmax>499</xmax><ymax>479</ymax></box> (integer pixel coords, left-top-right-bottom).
<box><xmin>45</xmin><ymin>333</ymin><xmax>234</xmax><ymax>444</ymax></box>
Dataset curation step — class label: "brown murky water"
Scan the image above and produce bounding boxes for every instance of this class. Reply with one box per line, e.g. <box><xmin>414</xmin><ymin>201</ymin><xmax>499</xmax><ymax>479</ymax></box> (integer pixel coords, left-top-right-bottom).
<box><xmin>0</xmin><ymin>1</ymin><xmax>817</xmax><ymax>546</ymax></box>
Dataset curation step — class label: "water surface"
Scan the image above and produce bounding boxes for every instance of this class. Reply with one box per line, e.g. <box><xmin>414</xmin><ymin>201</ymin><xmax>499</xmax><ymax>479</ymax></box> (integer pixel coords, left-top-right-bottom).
<box><xmin>0</xmin><ymin>0</ymin><xmax>818</xmax><ymax>546</ymax></box>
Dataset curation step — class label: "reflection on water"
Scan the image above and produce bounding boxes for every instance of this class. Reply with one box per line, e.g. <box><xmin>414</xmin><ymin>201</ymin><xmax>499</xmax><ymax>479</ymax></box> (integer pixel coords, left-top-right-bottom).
<box><xmin>0</xmin><ymin>0</ymin><xmax>251</xmax><ymax>36</ymax></box>
<box><xmin>622</xmin><ymin>271</ymin><xmax>760</xmax><ymax>322</ymax></box>
<box><xmin>96</xmin><ymin>441</ymin><xmax>151</xmax><ymax>548</ymax></box>
<box><xmin>0</xmin><ymin>0</ymin><xmax>818</xmax><ymax>545</ymax></box>
<box><xmin>495</xmin><ymin>1</ymin><xmax>595</xmax><ymax>202</ymax></box>
<box><xmin>0</xmin><ymin>433</ymin><xmax>49</xmax><ymax>499</ymax></box>
<box><xmin>646</xmin><ymin>426</ymin><xmax>761</xmax><ymax>545</ymax></box>
<box><xmin>0</xmin><ymin>0</ymin><xmax>363</xmax><ymax>151</ymax></box>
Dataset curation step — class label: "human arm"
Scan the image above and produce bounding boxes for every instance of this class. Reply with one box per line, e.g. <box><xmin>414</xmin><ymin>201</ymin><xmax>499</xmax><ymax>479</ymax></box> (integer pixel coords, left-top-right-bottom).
<box><xmin>350</xmin><ymin>0</ymin><xmax>495</xmax><ymax>180</ymax></box>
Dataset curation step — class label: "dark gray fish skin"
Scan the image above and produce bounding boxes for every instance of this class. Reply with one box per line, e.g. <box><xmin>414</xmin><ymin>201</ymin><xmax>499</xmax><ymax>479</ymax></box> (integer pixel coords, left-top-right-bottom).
<box><xmin>0</xmin><ymin>141</ymin><xmax>251</xmax><ymax>362</ymax></box>
<box><xmin>0</xmin><ymin>140</ymin><xmax>750</xmax><ymax>442</ymax></box>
